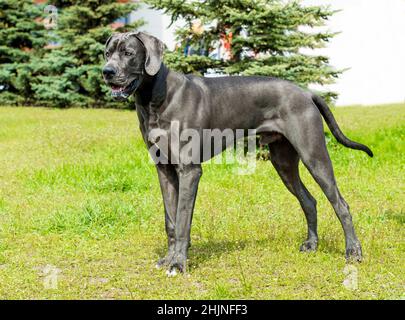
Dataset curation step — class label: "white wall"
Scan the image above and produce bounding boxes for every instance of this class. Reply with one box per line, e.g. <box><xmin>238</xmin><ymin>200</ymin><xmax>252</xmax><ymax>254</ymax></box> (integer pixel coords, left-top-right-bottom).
<box><xmin>132</xmin><ymin>0</ymin><xmax>405</xmax><ymax>106</ymax></box>
<box><xmin>303</xmin><ymin>0</ymin><xmax>405</xmax><ymax>106</ymax></box>
<box><xmin>129</xmin><ymin>3</ymin><xmax>180</xmax><ymax>51</ymax></box>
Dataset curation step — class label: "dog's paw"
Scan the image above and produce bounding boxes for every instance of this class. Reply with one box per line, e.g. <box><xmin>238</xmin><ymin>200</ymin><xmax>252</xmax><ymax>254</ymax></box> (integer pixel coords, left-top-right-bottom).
<box><xmin>346</xmin><ymin>243</ymin><xmax>363</xmax><ymax>263</ymax></box>
<box><xmin>299</xmin><ymin>240</ymin><xmax>318</xmax><ymax>252</ymax></box>
<box><xmin>167</xmin><ymin>254</ymin><xmax>187</xmax><ymax>275</ymax></box>
<box><xmin>155</xmin><ymin>253</ymin><xmax>174</xmax><ymax>269</ymax></box>
<box><xmin>166</xmin><ymin>269</ymin><xmax>178</xmax><ymax>277</ymax></box>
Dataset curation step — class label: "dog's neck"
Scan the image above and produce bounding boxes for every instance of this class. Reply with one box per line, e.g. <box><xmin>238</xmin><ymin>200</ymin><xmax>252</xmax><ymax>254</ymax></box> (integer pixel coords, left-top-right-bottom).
<box><xmin>134</xmin><ymin>64</ymin><xmax>169</xmax><ymax>110</ymax></box>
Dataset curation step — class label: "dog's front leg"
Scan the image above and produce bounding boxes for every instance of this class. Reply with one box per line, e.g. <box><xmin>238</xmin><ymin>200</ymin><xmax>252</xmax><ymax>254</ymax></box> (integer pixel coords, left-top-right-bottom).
<box><xmin>156</xmin><ymin>164</ymin><xmax>179</xmax><ymax>269</ymax></box>
<box><xmin>168</xmin><ymin>164</ymin><xmax>202</xmax><ymax>275</ymax></box>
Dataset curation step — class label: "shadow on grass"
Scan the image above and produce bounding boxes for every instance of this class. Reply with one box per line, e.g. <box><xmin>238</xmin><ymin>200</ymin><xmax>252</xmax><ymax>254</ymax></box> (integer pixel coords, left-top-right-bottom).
<box><xmin>385</xmin><ymin>210</ymin><xmax>405</xmax><ymax>225</ymax></box>
<box><xmin>154</xmin><ymin>234</ymin><xmax>345</xmax><ymax>269</ymax></box>
<box><xmin>154</xmin><ymin>239</ymin><xmax>250</xmax><ymax>268</ymax></box>
<box><xmin>154</xmin><ymin>238</ymin><xmax>272</xmax><ymax>269</ymax></box>
<box><xmin>188</xmin><ymin>239</ymin><xmax>250</xmax><ymax>268</ymax></box>
<box><xmin>318</xmin><ymin>238</ymin><xmax>345</xmax><ymax>256</ymax></box>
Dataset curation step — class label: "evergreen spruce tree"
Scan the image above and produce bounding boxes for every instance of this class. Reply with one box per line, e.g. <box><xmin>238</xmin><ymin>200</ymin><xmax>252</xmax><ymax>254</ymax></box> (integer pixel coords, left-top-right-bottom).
<box><xmin>0</xmin><ymin>0</ymin><xmax>47</xmax><ymax>105</ymax></box>
<box><xmin>147</xmin><ymin>0</ymin><xmax>341</xmax><ymax>101</ymax></box>
<box><xmin>33</xmin><ymin>0</ymin><xmax>144</xmax><ymax>108</ymax></box>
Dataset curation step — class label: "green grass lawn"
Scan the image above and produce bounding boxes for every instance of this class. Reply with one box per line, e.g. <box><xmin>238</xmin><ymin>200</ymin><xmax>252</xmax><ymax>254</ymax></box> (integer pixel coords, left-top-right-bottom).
<box><xmin>0</xmin><ymin>103</ymin><xmax>403</xmax><ymax>299</ymax></box>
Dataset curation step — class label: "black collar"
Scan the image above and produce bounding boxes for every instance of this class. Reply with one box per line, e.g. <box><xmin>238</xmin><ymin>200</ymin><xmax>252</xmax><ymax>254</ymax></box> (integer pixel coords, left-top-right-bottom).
<box><xmin>135</xmin><ymin>64</ymin><xmax>169</xmax><ymax>109</ymax></box>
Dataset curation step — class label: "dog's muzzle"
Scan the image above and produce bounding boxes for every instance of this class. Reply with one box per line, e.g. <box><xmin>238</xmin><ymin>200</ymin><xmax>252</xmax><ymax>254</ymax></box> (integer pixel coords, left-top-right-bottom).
<box><xmin>110</xmin><ymin>78</ymin><xmax>142</xmax><ymax>101</ymax></box>
<box><xmin>105</xmin><ymin>68</ymin><xmax>144</xmax><ymax>101</ymax></box>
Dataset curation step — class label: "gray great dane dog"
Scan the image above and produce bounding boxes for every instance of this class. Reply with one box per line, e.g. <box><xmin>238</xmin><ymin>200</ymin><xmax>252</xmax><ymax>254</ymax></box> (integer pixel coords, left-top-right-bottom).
<box><xmin>103</xmin><ymin>32</ymin><xmax>373</xmax><ymax>275</ymax></box>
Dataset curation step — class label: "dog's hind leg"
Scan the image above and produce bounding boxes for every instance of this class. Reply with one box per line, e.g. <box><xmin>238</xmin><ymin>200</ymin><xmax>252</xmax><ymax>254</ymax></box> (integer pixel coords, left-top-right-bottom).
<box><xmin>269</xmin><ymin>137</ymin><xmax>318</xmax><ymax>252</ymax></box>
<box><xmin>284</xmin><ymin>107</ymin><xmax>362</xmax><ymax>262</ymax></box>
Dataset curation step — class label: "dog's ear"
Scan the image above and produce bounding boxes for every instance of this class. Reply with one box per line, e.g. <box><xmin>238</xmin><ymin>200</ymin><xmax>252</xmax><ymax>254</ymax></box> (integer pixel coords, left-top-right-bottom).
<box><xmin>133</xmin><ymin>32</ymin><xmax>165</xmax><ymax>76</ymax></box>
<box><xmin>104</xmin><ymin>34</ymin><xmax>114</xmax><ymax>59</ymax></box>
<box><xmin>105</xmin><ymin>34</ymin><xmax>114</xmax><ymax>49</ymax></box>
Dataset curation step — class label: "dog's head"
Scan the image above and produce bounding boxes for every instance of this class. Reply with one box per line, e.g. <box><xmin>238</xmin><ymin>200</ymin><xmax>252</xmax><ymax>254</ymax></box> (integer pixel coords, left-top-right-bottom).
<box><xmin>102</xmin><ymin>32</ymin><xmax>165</xmax><ymax>101</ymax></box>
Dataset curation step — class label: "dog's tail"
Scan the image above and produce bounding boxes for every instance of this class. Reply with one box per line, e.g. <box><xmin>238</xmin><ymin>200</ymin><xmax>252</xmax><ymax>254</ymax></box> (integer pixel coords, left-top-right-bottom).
<box><xmin>312</xmin><ymin>94</ymin><xmax>374</xmax><ymax>157</ymax></box>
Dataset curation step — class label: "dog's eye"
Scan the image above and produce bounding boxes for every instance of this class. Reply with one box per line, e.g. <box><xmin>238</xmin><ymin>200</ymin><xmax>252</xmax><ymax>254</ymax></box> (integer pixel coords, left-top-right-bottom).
<box><xmin>105</xmin><ymin>52</ymin><xmax>110</xmax><ymax>58</ymax></box>
<box><xmin>125</xmin><ymin>51</ymin><xmax>133</xmax><ymax>56</ymax></box>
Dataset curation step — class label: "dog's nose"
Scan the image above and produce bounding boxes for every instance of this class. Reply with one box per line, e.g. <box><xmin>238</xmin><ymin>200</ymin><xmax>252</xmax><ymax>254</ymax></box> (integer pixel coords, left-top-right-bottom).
<box><xmin>103</xmin><ymin>66</ymin><xmax>116</xmax><ymax>78</ymax></box>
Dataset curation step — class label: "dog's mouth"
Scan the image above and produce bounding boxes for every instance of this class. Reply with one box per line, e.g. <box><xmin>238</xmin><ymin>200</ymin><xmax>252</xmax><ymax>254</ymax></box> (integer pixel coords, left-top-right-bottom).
<box><xmin>109</xmin><ymin>79</ymin><xmax>141</xmax><ymax>101</ymax></box>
